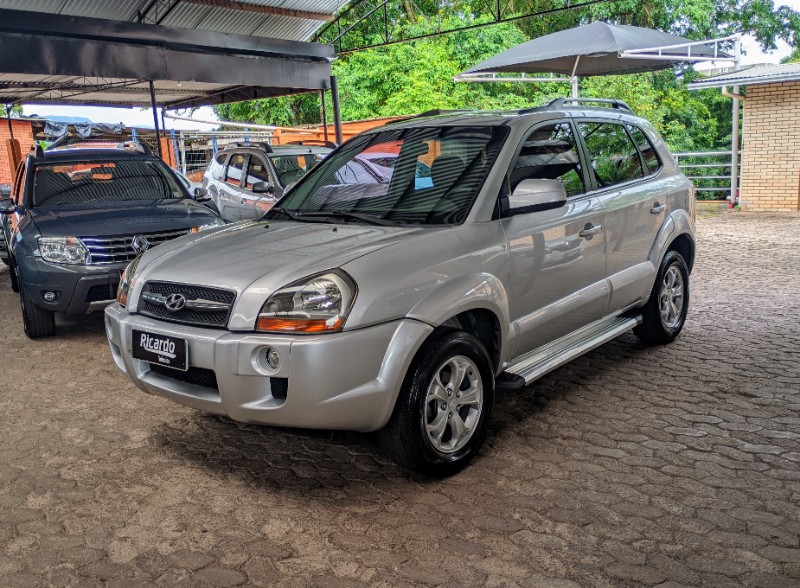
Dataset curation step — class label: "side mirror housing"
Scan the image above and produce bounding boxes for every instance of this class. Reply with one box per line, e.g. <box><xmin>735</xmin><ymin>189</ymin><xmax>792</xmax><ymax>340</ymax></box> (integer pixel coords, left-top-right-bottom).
<box><xmin>0</xmin><ymin>198</ymin><xmax>15</xmax><ymax>214</ymax></box>
<box><xmin>506</xmin><ymin>179</ymin><xmax>567</xmax><ymax>215</ymax></box>
<box><xmin>252</xmin><ymin>181</ymin><xmax>274</xmax><ymax>195</ymax></box>
<box><xmin>193</xmin><ymin>187</ymin><xmax>209</xmax><ymax>200</ymax></box>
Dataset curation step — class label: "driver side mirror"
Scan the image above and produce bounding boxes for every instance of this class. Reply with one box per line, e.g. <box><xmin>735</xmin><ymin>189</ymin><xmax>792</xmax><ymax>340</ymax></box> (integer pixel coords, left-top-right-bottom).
<box><xmin>252</xmin><ymin>182</ymin><xmax>274</xmax><ymax>195</ymax></box>
<box><xmin>193</xmin><ymin>187</ymin><xmax>209</xmax><ymax>200</ymax></box>
<box><xmin>506</xmin><ymin>179</ymin><xmax>567</xmax><ymax>216</ymax></box>
<box><xmin>0</xmin><ymin>198</ymin><xmax>15</xmax><ymax>214</ymax></box>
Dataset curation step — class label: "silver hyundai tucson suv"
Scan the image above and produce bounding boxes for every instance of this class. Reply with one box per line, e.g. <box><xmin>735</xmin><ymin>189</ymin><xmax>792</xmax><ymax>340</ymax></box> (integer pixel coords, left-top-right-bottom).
<box><xmin>106</xmin><ymin>99</ymin><xmax>696</xmax><ymax>477</ymax></box>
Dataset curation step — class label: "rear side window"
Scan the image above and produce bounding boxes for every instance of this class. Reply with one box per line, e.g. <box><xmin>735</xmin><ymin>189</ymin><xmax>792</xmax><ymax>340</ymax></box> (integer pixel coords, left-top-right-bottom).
<box><xmin>626</xmin><ymin>125</ymin><xmax>661</xmax><ymax>175</ymax></box>
<box><xmin>512</xmin><ymin>122</ymin><xmax>585</xmax><ymax>197</ymax></box>
<box><xmin>578</xmin><ymin>122</ymin><xmax>644</xmax><ymax>189</ymax></box>
<box><xmin>225</xmin><ymin>153</ymin><xmax>246</xmax><ymax>186</ymax></box>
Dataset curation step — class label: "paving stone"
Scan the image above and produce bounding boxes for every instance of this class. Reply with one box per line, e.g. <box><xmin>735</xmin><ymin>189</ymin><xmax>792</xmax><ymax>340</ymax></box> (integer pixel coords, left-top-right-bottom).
<box><xmin>1</xmin><ymin>208</ymin><xmax>800</xmax><ymax>587</ymax></box>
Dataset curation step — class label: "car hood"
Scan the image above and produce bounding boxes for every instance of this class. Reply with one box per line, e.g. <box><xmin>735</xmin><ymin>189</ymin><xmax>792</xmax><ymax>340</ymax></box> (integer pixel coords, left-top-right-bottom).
<box><xmin>29</xmin><ymin>200</ymin><xmax>218</xmax><ymax>237</ymax></box>
<box><xmin>130</xmin><ymin>220</ymin><xmax>438</xmax><ymax>328</ymax></box>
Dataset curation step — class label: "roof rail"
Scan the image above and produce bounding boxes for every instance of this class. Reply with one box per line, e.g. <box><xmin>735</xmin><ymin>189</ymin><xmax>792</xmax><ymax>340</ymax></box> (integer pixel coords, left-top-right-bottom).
<box><xmin>223</xmin><ymin>141</ymin><xmax>273</xmax><ymax>153</ymax></box>
<box><xmin>42</xmin><ymin>137</ymin><xmax>152</xmax><ymax>155</ymax></box>
<box><xmin>542</xmin><ymin>98</ymin><xmax>634</xmax><ymax>113</ymax></box>
<box><xmin>286</xmin><ymin>139</ymin><xmax>338</xmax><ymax>149</ymax></box>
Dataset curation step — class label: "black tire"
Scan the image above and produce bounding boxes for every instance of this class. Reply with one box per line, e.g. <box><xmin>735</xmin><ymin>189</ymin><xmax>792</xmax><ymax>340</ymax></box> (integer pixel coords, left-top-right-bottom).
<box><xmin>379</xmin><ymin>330</ymin><xmax>495</xmax><ymax>477</ymax></box>
<box><xmin>8</xmin><ymin>255</ymin><xmax>19</xmax><ymax>293</ymax></box>
<box><xmin>634</xmin><ymin>250</ymin><xmax>689</xmax><ymax>345</ymax></box>
<box><xmin>19</xmin><ymin>282</ymin><xmax>56</xmax><ymax>338</ymax></box>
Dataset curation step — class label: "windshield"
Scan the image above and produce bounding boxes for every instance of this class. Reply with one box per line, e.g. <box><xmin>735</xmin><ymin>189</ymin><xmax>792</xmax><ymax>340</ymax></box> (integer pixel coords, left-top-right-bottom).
<box><xmin>269</xmin><ymin>153</ymin><xmax>326</xmax><ymax>187</ymax></box>
<box><xmin>32</xmin><ymin>159</ymin><xmax>185</xmax><ymax>208</ymax></box>
<box><xmin>269</xmin><ymin>125</ymin><xmax>507</xmax><ymax>225</ymax></box>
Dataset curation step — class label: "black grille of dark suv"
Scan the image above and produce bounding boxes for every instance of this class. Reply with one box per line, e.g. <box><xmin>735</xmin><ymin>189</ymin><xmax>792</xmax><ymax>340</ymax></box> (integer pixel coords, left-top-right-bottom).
<box><xmin>81</xmin><ymin>229</ymin><xmax>189</xmax><ymax>265</ymax></box>
<box><xmin>138</xmin><ymin>281</ymin><xmax>236</xmax><ymax>328</ymax></box>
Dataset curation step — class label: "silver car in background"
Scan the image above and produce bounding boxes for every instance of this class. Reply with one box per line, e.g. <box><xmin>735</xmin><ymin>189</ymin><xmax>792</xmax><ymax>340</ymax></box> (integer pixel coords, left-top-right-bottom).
<box><xmin>106</xmin><ymin>99</ymin><xmax>695</xmax><ymax>476</ymax></box>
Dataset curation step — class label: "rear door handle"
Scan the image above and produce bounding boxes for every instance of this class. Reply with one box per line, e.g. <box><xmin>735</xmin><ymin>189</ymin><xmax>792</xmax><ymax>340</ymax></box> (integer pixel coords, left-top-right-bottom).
<box><xmin>579</xmin><ymin>224</ymin><xmax>603</xmax><ymax>238</ymax></box>
<box><xmin>650</xmin><ymin>203</ymin><xmax>666</xmax><ymax>215</ymax></box>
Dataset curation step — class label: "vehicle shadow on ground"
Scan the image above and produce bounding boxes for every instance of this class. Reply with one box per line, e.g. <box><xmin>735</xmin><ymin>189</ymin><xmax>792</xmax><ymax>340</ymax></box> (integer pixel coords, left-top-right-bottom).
<box><xmin>154</xmin><ymin>332</ymin><xmax>658</xmax><ymax>491</ymax></box>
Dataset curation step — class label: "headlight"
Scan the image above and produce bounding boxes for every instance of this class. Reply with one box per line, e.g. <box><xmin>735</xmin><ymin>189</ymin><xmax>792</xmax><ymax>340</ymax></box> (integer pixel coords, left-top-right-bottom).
<box><xmin>256</xmin><ymin>271</ymin><xmax>356</xmax><ymax>333</ymax></box>
<box><xmin>37</xmin><ymin>237</ymin><xmax>89</xmax><ymax>265</ymax></box>
<box><xmin>117</xmin><ymin>255</ymin><xmax>143</xmax><ymax>307</ymax></box>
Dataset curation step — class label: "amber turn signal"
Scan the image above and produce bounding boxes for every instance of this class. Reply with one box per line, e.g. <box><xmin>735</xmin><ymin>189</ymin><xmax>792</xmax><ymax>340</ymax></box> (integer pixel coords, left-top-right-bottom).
<box><xmin>256</xmin><ymin>317</ymin><xmax>343</xmax><ymax>333</ymax></box>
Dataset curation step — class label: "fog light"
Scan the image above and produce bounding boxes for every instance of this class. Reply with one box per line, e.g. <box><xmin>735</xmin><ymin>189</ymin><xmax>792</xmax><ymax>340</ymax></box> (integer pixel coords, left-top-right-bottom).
<box><xmin>256</xmin><ymin>346</ymin><xmax>281</xmax><ymax>373</ymax></box>
<box><xmin>42</xmin><ymin>291</ymin><xmax>57</xmax><ymax>302</ymax></box>
<box><xmin>105</xmin><ymin>317</ymin><xmax>114</xmax><ymax>341</ymax></box>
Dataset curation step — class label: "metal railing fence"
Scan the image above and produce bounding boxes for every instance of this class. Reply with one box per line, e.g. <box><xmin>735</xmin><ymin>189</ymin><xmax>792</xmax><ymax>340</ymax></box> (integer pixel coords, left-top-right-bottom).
<box><xmin>674</xmin><ymin>150</ymin><xmax>741</xmax><ymax>200</ymax></box>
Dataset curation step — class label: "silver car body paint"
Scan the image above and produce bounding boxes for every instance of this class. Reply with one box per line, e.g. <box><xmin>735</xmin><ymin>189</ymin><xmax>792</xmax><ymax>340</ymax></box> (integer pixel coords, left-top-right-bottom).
<box><xmin>107</xmin><ymin>107</ymin><xmax>695</xmax><ymax>432</ymax></box>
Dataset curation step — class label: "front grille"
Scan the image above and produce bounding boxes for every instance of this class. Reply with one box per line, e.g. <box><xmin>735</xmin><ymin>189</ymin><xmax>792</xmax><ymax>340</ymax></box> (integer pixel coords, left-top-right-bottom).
<box><xmin>271</xmin><ymin>377</ymin><xmax>288</xmax><ymax>400</ymax></box>
<box><xmin>150</xmin><ymin>364</ymin><xmax>218</xmax><ymax>390</ymax></box>
<box><xmin>86</xmin><ymin>283</ymin><xmax>118</xmax><ymax>302</ymax></box>
<box><xmin>138</xmin><ymin>281</ymin><xmax>235</xmax><ymax>328</ymax></box>
<box><xmin>81</xmin><ymin>229</ymin><xmax>189</xmax><ymax>265</ymax></box>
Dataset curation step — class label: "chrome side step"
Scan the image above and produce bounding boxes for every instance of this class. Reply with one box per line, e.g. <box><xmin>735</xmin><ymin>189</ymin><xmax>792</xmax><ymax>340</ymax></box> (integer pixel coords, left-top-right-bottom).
<box><xmin>502</xmin><ymin>314</ymin><xmax>642</xmax><ymax>386</ymax></box>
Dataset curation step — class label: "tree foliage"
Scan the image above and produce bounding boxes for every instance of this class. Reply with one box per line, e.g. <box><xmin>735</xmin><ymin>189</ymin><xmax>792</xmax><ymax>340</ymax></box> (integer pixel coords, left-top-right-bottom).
<box><xmin>215</xmin><ymin>0</ymin><xmax>799</xmax><ymax>152</ymax></box>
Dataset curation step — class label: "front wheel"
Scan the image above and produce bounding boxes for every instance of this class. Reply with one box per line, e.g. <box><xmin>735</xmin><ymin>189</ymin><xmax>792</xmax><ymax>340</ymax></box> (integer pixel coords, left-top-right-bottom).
<box><xmin>379</xmin><ymin>331</ymin><xmax>495</xmax><ymax>477</ymax></box>
<box><xmin>19</xmin><ymin>282</ymin><xmax>55</xmax><ymax>338</ymax></box>
<box><xmin>634</xmin><ymin>250</ymin><xmax>689</xmax><ymax>344</ymax></box>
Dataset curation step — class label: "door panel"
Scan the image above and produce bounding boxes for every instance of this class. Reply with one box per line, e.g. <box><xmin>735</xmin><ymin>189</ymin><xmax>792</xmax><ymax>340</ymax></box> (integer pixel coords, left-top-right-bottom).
<box><xmin>501</xmin><ymin>121</ymin><xmax>608</xmax><ymax>357</ymax></box>
<box><xmin>218</xmin><ymin>153</ymin><xmax>247</xmax><ymax>221</ymax></box>
<box><xmin>242</xmin><ymin>155</ymin><xmax>277</xmax><ymax>219</ymax></box>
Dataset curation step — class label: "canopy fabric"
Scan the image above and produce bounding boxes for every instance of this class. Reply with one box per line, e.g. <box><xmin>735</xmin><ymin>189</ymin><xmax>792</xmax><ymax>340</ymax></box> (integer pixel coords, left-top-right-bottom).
<box><xmin>463</xmin><ymin>22</ymin><xmax>726</xmax><ymax>77</ymax></box>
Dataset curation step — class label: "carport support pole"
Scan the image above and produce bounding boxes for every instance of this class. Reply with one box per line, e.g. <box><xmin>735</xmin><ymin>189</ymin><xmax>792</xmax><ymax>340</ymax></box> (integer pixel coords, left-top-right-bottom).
<box><xmin>148</xmin><ymin>81</ymin><xmax>163</xmax><ymax>158</ymax></box>
<box><xmin>730</xmin><ymin>37</ymin><xmax>742</xmax><ymax>205</ymax></box>
<box><xmin>330</xmin><ymin>76</ymin><xmax>343</xmax><ymax>145</ymax></box>
<box><xmin>320</xmin><ymin>90</ymin><xmax>329</xmax><ymax>143</ymax></box>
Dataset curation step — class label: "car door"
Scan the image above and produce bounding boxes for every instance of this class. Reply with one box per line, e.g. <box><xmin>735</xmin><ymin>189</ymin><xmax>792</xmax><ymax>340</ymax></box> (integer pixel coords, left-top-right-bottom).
<box><xmin>241</xmin><ymin>154</ymin><xmax>277</xmax><ymax>218</ymax></box>
<box><xmin>217</xmin><ymin>152</ymin><xmax>248</xmax><ymax>221</ymax></box>
<box><xmin>576</xmin><ymin>120</ymin><xmax>667</xmax><ymax>312</ymax></box>
<box><xmin>501</xmin><ymin>120</ymin><xmax>609</xmax><ymax>356</ymax></box>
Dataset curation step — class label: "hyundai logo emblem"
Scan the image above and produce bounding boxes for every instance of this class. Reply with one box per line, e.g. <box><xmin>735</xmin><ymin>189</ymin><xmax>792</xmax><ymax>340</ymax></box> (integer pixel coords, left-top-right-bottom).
<box><xmin>164</xmin><ymin>293</ymin><xmax>187</xmax><ymax>312</ymax></box>
<box><xmin>131</xmin><ymin>234</ymin><xmax>150</xmax><ymax>253</ymax></box>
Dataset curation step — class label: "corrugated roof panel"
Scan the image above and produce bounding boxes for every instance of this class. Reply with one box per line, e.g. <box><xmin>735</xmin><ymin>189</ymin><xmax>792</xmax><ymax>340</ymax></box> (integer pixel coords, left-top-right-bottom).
<box><xmin>56</xmin><ymin>0</ymin><xmax>139</xmax><ymax>20</ymax></box>
<box><xmin>251</xmin><ymin>15</ymin><xmax>323</xmax><ymax>41</ymax></box>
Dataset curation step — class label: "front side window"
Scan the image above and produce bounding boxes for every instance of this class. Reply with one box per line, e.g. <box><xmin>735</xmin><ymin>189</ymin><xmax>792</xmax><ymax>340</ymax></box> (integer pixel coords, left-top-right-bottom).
<box><xmin>578</xmin><ymin>122</ymin><xmax>645</xmax><ymax>188</ymax></box>
<box><xmin>245</xmin><ymin>156</ymin><xmax>272</xmax><ymax>190</ymax></box>
<box><xmin>32</xmin><ymin>159</ymin><xmax>184</xmax><ymax>208</ymax></box>
<box><xmin>225</xmin><ymin>153</ymin><xmax>246</xmax><ymax>186</ymax></box>
<box><xmin>512</xmin><ymin>122</ymin><xmax>585</xmax><ymax>197</ymax></box>
<box><xmin>272</xmin><ymin>126</ymin><xmax>507</xmax><ymax>225</ymax></box>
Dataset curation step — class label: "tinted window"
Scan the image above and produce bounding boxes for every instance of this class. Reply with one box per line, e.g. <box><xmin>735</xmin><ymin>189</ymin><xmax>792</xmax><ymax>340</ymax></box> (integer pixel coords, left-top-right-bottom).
<box><xmin>626</xmin><ymin>125</ymin><xmax>661</xmax><ymax>175</ymax></box>
<box><xmin>32</xmin><ymin>159</ymin><xmax>184</xmax><ymax>207</ymax></box>
<box><xmin>512</xmin><ymin>122</ymin><xmax>585</xmax><ymax>197</ymax></box>
<box><xmin>578</xmin><ymin>122</ymin><xmax>645</xmax><ymax>188</ymax></box>
<box><xmin>225</xmin><ymin>153</ymin><xmax>246</xmax><ymax>186</ymax></box>
<box><xmin>245</xmin><ymin>156</ymin><xmax>272</xmax><ymax>190</ymax></box>
<box><xmin>274</xmin><ymin>126</ymin><xmax>507</xmax><ymax>225</ymax></box>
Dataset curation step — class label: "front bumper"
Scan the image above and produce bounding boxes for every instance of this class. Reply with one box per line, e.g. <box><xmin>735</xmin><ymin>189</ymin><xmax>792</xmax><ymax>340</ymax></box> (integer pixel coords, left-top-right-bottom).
<box><xmin>105</xmin><ymin>303</ymin><xmax>433</xmax><ymax>432</ymax></box>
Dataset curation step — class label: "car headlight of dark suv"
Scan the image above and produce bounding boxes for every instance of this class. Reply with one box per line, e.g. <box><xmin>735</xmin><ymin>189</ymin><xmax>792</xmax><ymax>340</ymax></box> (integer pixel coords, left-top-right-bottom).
<box><xmin>37</xmin><ymin>237</ymin><xmax>90</xmax><ymax>265</ymax></box>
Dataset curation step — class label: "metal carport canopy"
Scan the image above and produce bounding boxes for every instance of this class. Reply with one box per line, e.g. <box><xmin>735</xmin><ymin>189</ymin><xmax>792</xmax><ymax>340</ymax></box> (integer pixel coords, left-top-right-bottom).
<box><xmin>0</xmin><ymin>7</ymin><xmax>335</xmax><ymax>109</ymax></box>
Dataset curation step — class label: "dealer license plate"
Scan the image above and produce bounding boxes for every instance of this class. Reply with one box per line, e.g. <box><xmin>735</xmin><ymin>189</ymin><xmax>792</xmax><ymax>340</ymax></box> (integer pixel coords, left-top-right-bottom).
<box><xmin>132</xmin><ymin>329</ymin><xmax>188</xmax><ymax>371</ymax></box>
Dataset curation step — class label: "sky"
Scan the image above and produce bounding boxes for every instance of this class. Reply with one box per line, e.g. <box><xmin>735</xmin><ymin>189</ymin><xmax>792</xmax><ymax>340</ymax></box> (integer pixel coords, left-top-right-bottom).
<box><xmin>21</xmin><ymin>4</ymin><xmax>800</xmax><ymax>129</ymax></box>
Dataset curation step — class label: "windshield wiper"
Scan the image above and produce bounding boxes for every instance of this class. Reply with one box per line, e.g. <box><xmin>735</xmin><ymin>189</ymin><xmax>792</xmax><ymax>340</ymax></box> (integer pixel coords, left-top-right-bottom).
<box><xmin>297</xmin><ymin>210</ymin><xmax>401</xmax><ymax>226</ymax></box>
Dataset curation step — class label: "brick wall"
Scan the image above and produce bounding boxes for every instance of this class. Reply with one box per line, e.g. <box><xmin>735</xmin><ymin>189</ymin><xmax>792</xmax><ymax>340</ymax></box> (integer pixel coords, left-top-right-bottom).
<box><xmin>0</xmin><ymin>118</ymin><xmax>36</xmax><ymax>188</ymax></box>
<box><xmin>740</xmin><ymin>82</ymin><xmax>800</xmax><ymax>211</ymax></box>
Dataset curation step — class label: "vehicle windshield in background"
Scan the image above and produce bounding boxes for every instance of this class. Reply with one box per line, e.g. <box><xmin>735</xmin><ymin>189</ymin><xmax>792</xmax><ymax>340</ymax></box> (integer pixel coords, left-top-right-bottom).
<box><xmin>269</xmin><ymin>154</ymin><xmax>326</xmax><ymax>187</ymax></box>
<box><xmin>32</xmin><ymin>159</ymin><xmax>185</xmax><ymax>207</ymax></box>
<box><xmin>271</xmin><ymin>126</ymin><xmax>507</xmax><ymax>225</ymax></box>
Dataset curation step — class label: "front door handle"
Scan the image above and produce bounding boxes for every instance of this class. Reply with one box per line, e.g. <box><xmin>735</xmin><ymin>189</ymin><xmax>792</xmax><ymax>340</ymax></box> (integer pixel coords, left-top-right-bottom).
<box><xmin>579</xmin><ymin>223</ymin><xmax>603</xmax><ymax>238</ymax></box>
<box><xmin>650</xmin><ymin>202</ymin><xmax>666</xmax><ymax>215</ymax></box>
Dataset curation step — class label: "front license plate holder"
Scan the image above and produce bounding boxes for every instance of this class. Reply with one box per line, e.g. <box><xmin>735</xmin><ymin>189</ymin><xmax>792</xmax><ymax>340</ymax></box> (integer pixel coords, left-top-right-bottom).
<box><xmin>132</xmin><ymin>329</ymin><xmax>188</xmax><ymax>371</ymax></box>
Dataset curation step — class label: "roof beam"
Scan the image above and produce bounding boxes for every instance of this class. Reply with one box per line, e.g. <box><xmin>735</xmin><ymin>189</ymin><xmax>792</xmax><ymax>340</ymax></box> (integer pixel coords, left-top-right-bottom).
<box><xmin>180</xmin><ymin>0</ymin><xmax>335</xmax><ymax>22</ymax></box>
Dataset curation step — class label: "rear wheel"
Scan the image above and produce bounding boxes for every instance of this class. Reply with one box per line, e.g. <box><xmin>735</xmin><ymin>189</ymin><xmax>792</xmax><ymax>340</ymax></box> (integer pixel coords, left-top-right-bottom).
<box><xmin>379</xmin><ymin>331</ymin><xmax>494</xmax><ymax>477</ymax></box>
<box><xmin>19</xmin><ymin>282</ymin><xmax>55</xmax><ymax>338</ymax></box>
<box><xmin>634</xmin><ymin>250</ymin><xmax>689</xmax><ymax>344</ymax></box>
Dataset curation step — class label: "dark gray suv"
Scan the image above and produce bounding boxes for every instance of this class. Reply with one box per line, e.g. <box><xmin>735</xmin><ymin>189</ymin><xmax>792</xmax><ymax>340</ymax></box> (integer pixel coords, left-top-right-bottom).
<box><xmin>0</xmin><ymin>142</ymin><xmax>222</xmax><ymax>338</ymax></box>
<box><xmin>202</xmin><ymin>142</ymin><xmax>331</xmax><ymax>221</ymax></box>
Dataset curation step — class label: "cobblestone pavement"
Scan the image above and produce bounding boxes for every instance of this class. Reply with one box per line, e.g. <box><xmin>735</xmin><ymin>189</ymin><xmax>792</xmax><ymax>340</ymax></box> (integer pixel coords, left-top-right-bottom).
<box><xmin>1</xmin><ymin>209</ymin><xmax>800</xmax><ymax>587</ymax></box>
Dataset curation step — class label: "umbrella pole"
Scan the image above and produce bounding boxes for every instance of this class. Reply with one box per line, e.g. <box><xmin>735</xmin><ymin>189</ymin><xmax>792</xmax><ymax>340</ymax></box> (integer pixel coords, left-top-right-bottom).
<box><xmin>570</xmin><ymin>56</ymin><xmax>580</xmax><ymax>98</ymax></box>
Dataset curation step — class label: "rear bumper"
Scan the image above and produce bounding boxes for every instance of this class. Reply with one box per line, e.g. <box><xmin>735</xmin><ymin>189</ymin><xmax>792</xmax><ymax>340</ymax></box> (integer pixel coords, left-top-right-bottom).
<box><xmin>105</xmin><ymin>303</ymin><xmax>433</xmax><ymax>432</ymax></box>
